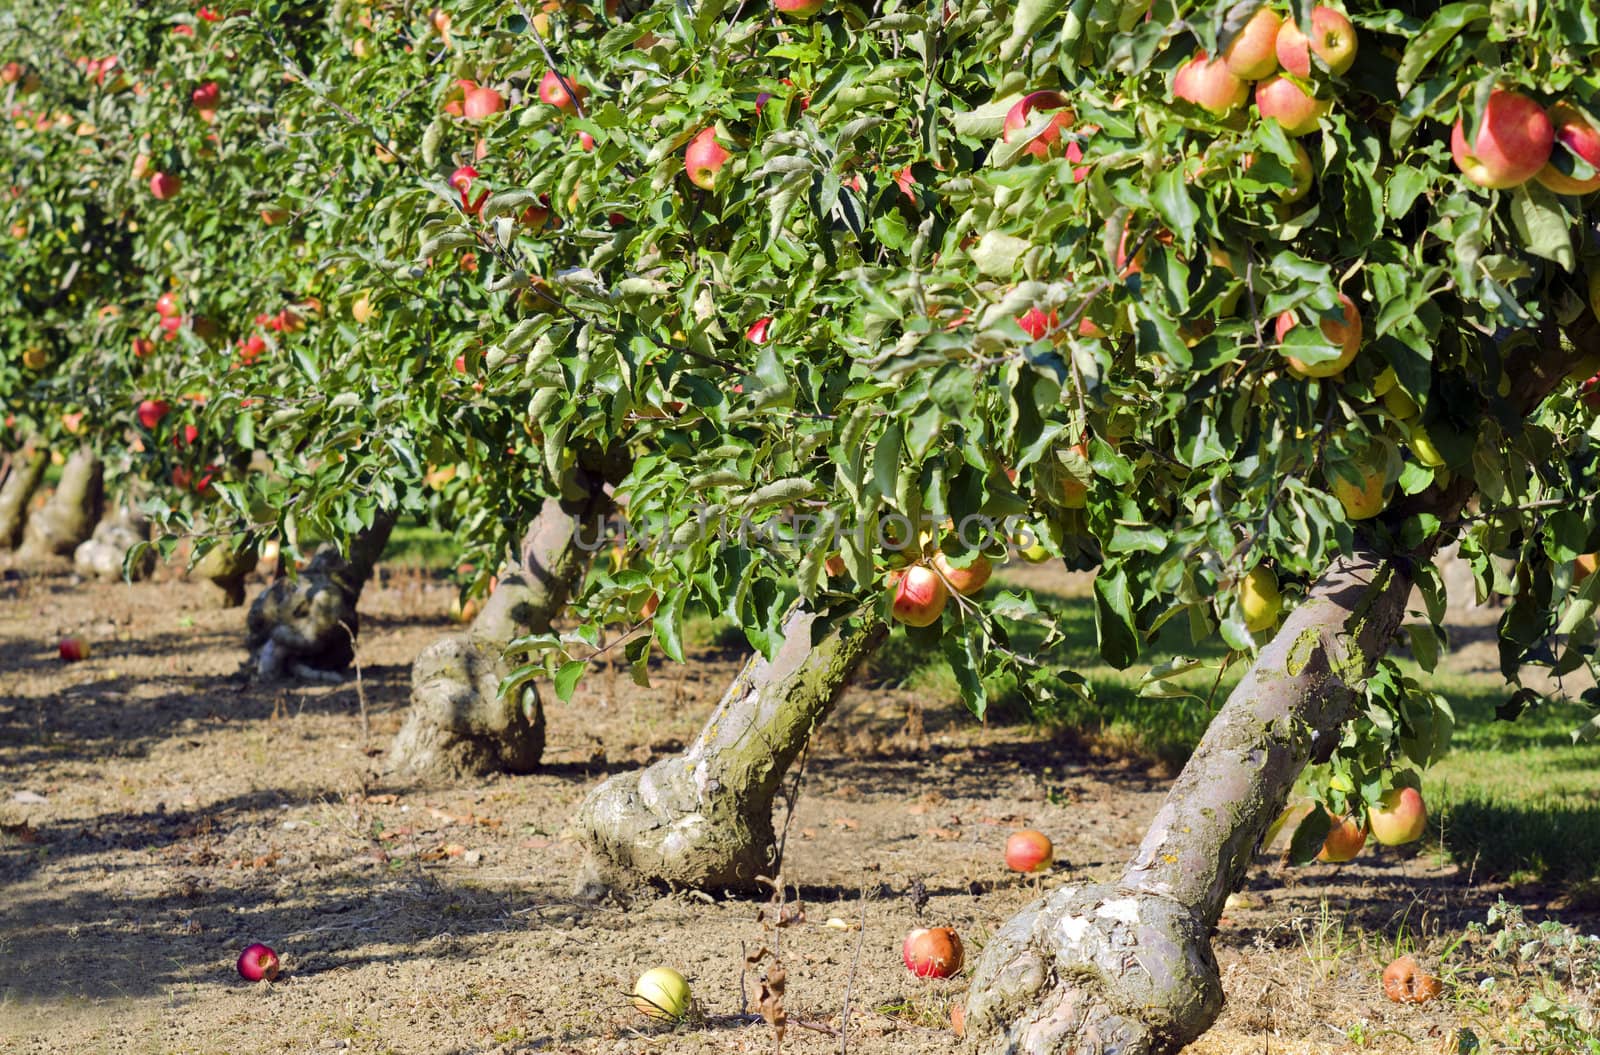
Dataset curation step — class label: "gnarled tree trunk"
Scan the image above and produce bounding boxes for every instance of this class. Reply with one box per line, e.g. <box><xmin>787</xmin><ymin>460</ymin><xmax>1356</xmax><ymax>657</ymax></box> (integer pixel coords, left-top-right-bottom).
<box><xmin>190</xmin><ymin>538</ymin><xmax>260</xmax><ymax>608</ymax></box>
<box><xmin>18</xmin><ymin>447</ymin><xmax>103</xmax><ymax>561</ymax></box>
<box><xmin>0</xmin><ymin>443</ymin><xmax>47</xmax><ymax>549</ymax></box>
<box><xmin>245</xmin><ymin>510</ymin><xmax>397</xmax><ymax>680</ymax></box>
<box><xmin>578</xmin><ymin>604</ymin><xmax>887</xmax><ymax>891</ymax></box>
<box><xmin>73</xmin><ymin>505</ymin><xmax>155</xmax><ymax>581</ymax></box>
<box><xmin>962</xmin><ymin>306</ymin><xmax>1590</xmax><ymax>1054</ymax></box>
<box><xmin>388</xmin><ymin>484</ymin><xmax>611</xmax><ymax>780</ymax></box>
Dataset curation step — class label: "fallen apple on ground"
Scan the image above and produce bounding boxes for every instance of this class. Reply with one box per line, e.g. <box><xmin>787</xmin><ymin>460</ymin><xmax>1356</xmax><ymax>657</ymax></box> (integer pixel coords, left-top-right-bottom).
<box><xmin>631</xmin><ymin>966</ymin><xmax>691</xmax><ymax>1020</ymax></box>
<box><xmin>58</xmin><ymin>638</ymin><xmax>89</xmax><ymax>662</ymax></box>
<box><xmin>1004</xmin><ymin>829</ymin><xmax>1053</xmax><ymax>873</ymax></box>
<box><xmin>236</xmin><ymin>942</ymin><xmax>280</xmax><ymax>981</ymax></box>
<box><xmin>1381</xmin><ymin>954</ymin><xmax>1442</xmax><ymax>1004</ymax></box>
<box><xmin>902</xmin><ymin>927</ymin><xmax>964</xmax><ymax>978</ymax></box>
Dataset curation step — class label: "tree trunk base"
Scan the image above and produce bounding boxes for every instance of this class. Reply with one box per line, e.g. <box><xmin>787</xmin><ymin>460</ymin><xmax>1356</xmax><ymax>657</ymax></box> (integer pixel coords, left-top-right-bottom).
<box><xmin>0</xmin><ymin>445</ymin><xmax>47</xmax><ymax>550</ymax></box>
<box><xmin>73</xmin><ymin>507</ymin><xmax>155</xmax><ymax>581</ymax></box>
<box><xmin>965</xmin><ymin>883</ymin><xmax>1222</xmax><ymax>1055</ymax></box>
<box><xmin>191</xmin><ymin>541</ymin><xmax>258</xmax><ymax>608</ymax></box>
<box><xmin>18</xmin><ymin>448</ymin><xmax>102</xmax><ymax>561</ymax></box>
<box><xmin>387</xmin><ymin>627</ymin><xmax>544</xmax><ymax>779</ymax></box>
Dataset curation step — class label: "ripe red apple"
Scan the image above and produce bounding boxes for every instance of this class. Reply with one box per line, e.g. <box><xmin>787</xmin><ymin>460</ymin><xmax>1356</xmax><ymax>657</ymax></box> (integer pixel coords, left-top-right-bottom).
<box><xmin>1316</xmin><ymin>810</ymin><xmax>1366</xmax><ymax>863</ymax></box>
<box><xmin>1001</xmin><ymin>90</ymin><xmax>1074</xmax><ymax>160</ymax></box>
<box><xmin>1451</xmin><ymin>89</ymin><xmax>1553</xmax><ymax>189</ymax></box>
<box><xmin>1535</xmin><ymin>101</ymin><xmax>1600</xmax><ymax>196</ymax></box>
<box><xmin>463</xmin><ymin>85</ymin><xmax>504</xmax><ymax>121</ymax></box>
<box><xmin>1003</xmin><ymin>829</ymin><xmax>1053</xmax><ymax>873</ymax></box>
<box><xmin>155</xmin><ymin>292</ymin><xmax>181</xmax><ymax>317</ymax></box>
<box><xmin>149</xmin><ymin>171</ymin><xmax>182</xmax><ymax>200</ymax></box>
<box><xmin>0</xmin><ymin>63</ymin><xmax>21</xmax><ymax>85</ymax></box>
<box><xmin>902</xmin><ymin>927</ymin><xmax>963</xmax><ymax>978</ymax></box>
<box><xmin>136</xmin><ymin>399</ymin><xmax>171</xmax><ymax>430</ymax></box>
<box><xmin>933</xmin><ymin>551</ymin><xmax>992</xmax><ymax>595</ymax></box>
<box><xmin>889</xmin><ymin>564</ymin><xmax>948</xmax><ymax>627</ymax></box>
<box><xmin>1275</xmin><ymin>292</ymin><xmax>1362</xmax><ymax>377</ymax></box>
<box><xmin>1223</xmin><ymin>7</ymin><xmax>1282</xmax><ymax>80</ymax></box>
<box><xmin>132</xmin><ymin>337</ymin><xmax>155</xmax><ymax>358</ymax></box>
<box><xmin>1255</xmin><ymin>75</ymin><xmax>1330</xmax><ymax>136</ymax></box>
<box><xmin>578</xmin><ymin>130</ymin><xmax>596</xmax><ymax>152</ymax></box>
<box><xmin>236</xmin><ymin>943</ymin><xmax>280</xmax><ymax>981</ymax></box>
<box><xmin>58</xmin><ymin>637</ymin><xmax>89</xmax><ymax>662</ymax></box>
<box><xmin>1016</xmin><ymin>306</ymin><xmax>1059</xmax><ymax>341</ymax></box>
<box><xmin>774</xmin><ymin>0</ymin><xmax>826</xmax><ymax>17</ymax></box>
<box><xmin>538</xmin><ymin>69</ymin><xmax>587</xmax><ymax>113</ymax></box>
<box><xmin>685</xmin><ymin>126</ymin><xmax>732</xmax><ymax>190</ymax></box>
<box><xmin>1274</xmin><ymin>6</ymin><xmax>1358</xmax><ymax>78</ymax></box>
<box><xmin>746</xmin><ymin>316</ymin><xmax>773</xmax><ymax>344</ymax></box>
<box><xmin>259</xmin><ymin>207</ymin><xmax>290</xmax><ymax>225</ymax></box>
<box><xmin>1172</xmin><ymin>51</ymin><xmax>1248</xmax><ymax>116</ymax></box>
<box><xmin>1382</xmin><ymin>955</ymin><xmax>1442</xmax><ymax>1004</ymax></box>
<box><xmin>1368</xmin><ymin>786</ymin><xmax>1426</xmax><ymax>846</ymax></box>
<box><xmin>190</xmin><ymin>81</ymin><xmax>220</xmax><ymax>109</ymax></box>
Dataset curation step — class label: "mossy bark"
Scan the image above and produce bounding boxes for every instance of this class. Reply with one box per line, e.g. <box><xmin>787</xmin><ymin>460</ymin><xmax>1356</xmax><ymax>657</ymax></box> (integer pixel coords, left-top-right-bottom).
<box><xmin>0</xmin><ymin>444</ymin><xmax>47</xmax><ymax>550</ymax></box>
<box><xmin>577</xmin><ymin>604</ymin><xmax>887</xmax><ymax>891</ymax></box>
<box><xmin>245</xmin><ymin>510</ymin><xmax>397</xmax><ymax>679</ymax></box>
<box><xmin>962</xmin><ymin>308</ymin><xmax>1592</xmax><ymax>1055</ymax></box>
<box><xmin>18</xmin><ymin>447</ymin><xmax>103</xmax><ymax>561</ymax></box>
<box><xmin>388</xmin><ymin>486</ymin><xmax>610</xmax><ymax>780</ymax></box>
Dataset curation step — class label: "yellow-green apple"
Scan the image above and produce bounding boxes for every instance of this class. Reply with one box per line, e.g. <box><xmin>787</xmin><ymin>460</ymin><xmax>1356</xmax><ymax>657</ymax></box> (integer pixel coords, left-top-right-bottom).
<box><xmin>1451</xmin><ymin>89</ymin><xmax>1553</xmax><ymax>189</ymax></box>
<box><xmin>1239</xmin><ymin>565</ymin><xmax>1282</xmax><ymax>632</ymax></box>
<box><xmin>463</xmin><ymin>85</ymin><xmax>504</xmax><ymax>120</ymax></box>
<box><xmin>1173</xmin><ymin>51</ymin><xmax>1248</xmax><ymax>116</ymax></box>
<box><xmin>22</xmin><ymin>346</ymin><xmax>48</xmax><ymax>370</ymax></box>
<box><xmin>902</xmin><ymin>927</ymin><xmax>963</xmax><ymax>978</ymax></box>
<box><xmin>1316</xmin><ymin>810</ymin><xmax>1366</xmax><ymax>862</ymax></box>
<box><xmin>1275</xmin><ymin>6</ymin><xmax>1357</xmax><ymax>78</ymax></box>
<box><xmin>1329</xmin><ymin>457</ymin><xmax>1388</xmax><ymax>520</ymax></box>
<box><xmin>1223</xmin><ymin>7</ymin><xmax>1283</xmax><ymax>80</ymax></box>
<box><xmin>1409</xmin><ymin>426</ymin><xmax>1445</xmax><ymax>467</ymax></box>
<box><xmin>774</xmin><ymin>0</ymin><xmax>826</xmax><ymax>17</ymax></box>
<box><xmin>631</xmin><ymin>967</ymin><xmax>691</xmax><ymax>1020</ymax></box>
<box><xmin>685</xmin><ymin>126</ymin><xmax>732</xmax><ymax>190</ymax></box>
<box><xmin>351</xmin><ymin>291</ymin><xmax>376</xmax><ymax>324</ymax></box>
<box><xmin>1535</xmin><ymin>101</ymin><xmax>1600</xmax><ymax>196</ymax></box>
<box><xmin>1368</xmin><ymin>786</ymin><xmax>1426</xmax><ymax>845</ymax></box>
<box><xmin>1276</xmin><ymin>293</ymin><xmax>1361</xmax><ymax>377</ymax></box>
<box><xmin>538</xmin><ymin>69</ymin><xmax>587</xmax><ymax>113</ymax></box>
<box><xmin>933</xmin><ymin>550</ymin><xmax>993</xmax><ymax>595</ymax></box>
<box><xmin>1256</xmin><ymin>75</ymin><xmax>1330</xmax><ymax>136</ymax></box>
<box><xmin>889</xmin><ymin>564</ymin><xmax>949</xmax><ymax>626</ymax></box>
<box><xmin>149</xmin><ymin>171</ymin><xmax>182</xmax><ymax>199</ymax></box>
<box><xmin>1001</xmin><ymin>90</ymin><xmax>1074</xmax><ymax>160</ymax></box>
<box><xmin>1004</xmin><ymin>830</ymin><xmax>1053</xmax><ymax>873</ymax></box>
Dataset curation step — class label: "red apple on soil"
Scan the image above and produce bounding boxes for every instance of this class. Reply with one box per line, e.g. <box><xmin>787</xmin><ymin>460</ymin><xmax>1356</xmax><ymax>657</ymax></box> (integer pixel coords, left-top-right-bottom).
<box><xmin>190</xmin><ymin>81</ymin><xmax>220</xmax><ymax>109</ymax></box>
<box><xmin>1001</xmin><ymin>91</ymin><xmax>1074</xmax><ymax>160</ymax></box>
<box><xmin>1255</xmin><ymin>75</ymin><xmax>1330</xmax><ymax>136</ymax></box>
<box><xmin>1535</xmin><ymin>101</ymin><xmax>1600</xmax><ymax>196</ymax></box>
<box><xmin>1316</xmin><ymin>810</ymin><xmax>1366</xmax><ymax>862</ymax></box>
<box><xmin>538</xmin><ymin>69</ymin><xmax>587</xmax><ymax>113</ymax></box>
<box><xmin>1368</xmin><ymin>786</ymin><xmax>1427</xmax><ymax>846</ymax></box>
<box><xmin>58</xmin><ymin>637</ymin><xmax>88</xmax><ymax>662</ymax></box>
<box><xmin>463</xmin><ymin>85</ymin><xmax>504</xmax><ymax>121</ymax></box>
<box><xmin>1223</xmin><ymin>7</ymin><xmax>1283</xmax><ymax>80</ymax></box>
<box><xmin>1275</xmin><ymin>6</ymin><xmax>1358</xmax><ymax>78</ymax></box>
<box><xmin>149</xmin><ymin>171</ymin><xmax>182</xmax><ymax>200</ymax></box>
<box><xmin>889</xmin><ymin>564</ymin><xmax>948</xmax><ymax>627</ymax></box>
<box><xmin>685</xmin><ymin>127</ymin><xmax>732</xmax><ymax>190</ymax></box>
<box><xmin>1004</xmin><ymin>829</ymin><xmax>1053</xmax><ymax>873</ymax></box>
<box><xmin>1382</xmin><ymin>955</ymin><xmax>1442</xmax><ymax>1004</ymax></box>
<box><xmin>236</xmin><ymin>943</ymin><xmax>280</xmax><ymax>981</ymax></box>
<box><xmin>137</xmin><ymin>399</ymin><xmax>170</xmax><ymax>430</ymax></box>
<box><xmin>1172</xmin><ymin>51</ymin><xmax>1248</xmax><ymax>116</ymax></box>
<box><xmin>1451</xmin><ymin>89</ymin><xmax>1553</xmax><ymax>189</ymax></box>
<box><xmin>933</xmin><ymin>551</ymin><xmax>992</xmax><ymax>595</ymax></box>
<box><xmin>902</xmin><ymin>927</ymin><xmax>963</xmax><ymax>978</ymax></box>
<box><xmin>1275</xmin><ymin>292</ymin><xmax>1361</xmax><ymax>377</ymax></box>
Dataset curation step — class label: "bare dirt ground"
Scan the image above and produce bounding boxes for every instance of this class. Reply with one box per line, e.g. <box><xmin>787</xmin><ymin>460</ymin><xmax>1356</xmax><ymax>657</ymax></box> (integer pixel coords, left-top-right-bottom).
<box><xmin>2</xmin><ymin>560</ymin><xmax>1594</xmax><ymax>1055</ymax></box>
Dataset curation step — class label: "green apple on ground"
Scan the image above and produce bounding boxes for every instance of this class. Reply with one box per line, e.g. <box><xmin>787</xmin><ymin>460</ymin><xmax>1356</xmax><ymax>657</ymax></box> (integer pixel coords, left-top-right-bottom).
<box><xmin>1368</xmin><ymin>786</ymin><xmax>1427</xmax><ymax>845</ymax></box>
<box><xmin>1451</xmin><ymin>89</ymin><xmax>1553</xmax><ymax>189</ymax></box>
<box><xmin>632</xmin><ymin>968</ymin><xmax>691</xmax><ymax>1020</ymax></box>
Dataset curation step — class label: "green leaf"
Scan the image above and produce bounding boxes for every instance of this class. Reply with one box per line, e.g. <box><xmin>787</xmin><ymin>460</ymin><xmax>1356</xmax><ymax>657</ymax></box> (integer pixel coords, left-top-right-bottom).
<box><xmin>553</xmin><ymin>659</ymin><xmax>586</xmax><ymax>702</ymax></box>
<box><xmin>1508</xmin><ymin>184</ymin><xmax>1575</xmax><ymax>271</ymax></box>
<box><xmin>1093</xmin><ymin>563</ymin><xmax>1139</xmax><ymax>669</ymax></box>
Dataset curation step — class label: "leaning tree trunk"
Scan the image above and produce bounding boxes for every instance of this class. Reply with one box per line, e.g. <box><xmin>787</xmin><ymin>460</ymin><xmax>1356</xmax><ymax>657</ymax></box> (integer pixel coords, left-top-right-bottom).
<box><xmin>245</xmin><ymin>510</ymin><xmax>397</xmax><ymax>680</ymax></box>
<box><xmin>578</xmin><ymin>604</ymin><xmax>887</xmax><ymax>891</ymax></box>
<box><xmin>0</xmin><ymin>443</ymin><xmax>48</xmax><ymax>550</ymax></box>
<box><xmin>962</xmin><ymin>308</ymin><xmax>1591</xmax><ymax>1054</ymax></box>
<box><xmin>18</xmin><ymin>447</ymin><xmax>103</xmax><ymax>561</ymax></box>
<box><xmin>387</xmin><ymin>485</ymin><xmax>611</xmax><ymax>780</ymax></box>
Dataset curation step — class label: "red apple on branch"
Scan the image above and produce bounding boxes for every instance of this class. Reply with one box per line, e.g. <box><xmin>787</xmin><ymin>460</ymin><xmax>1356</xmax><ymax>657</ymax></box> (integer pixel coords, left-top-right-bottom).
<box><xmin>1172</xmin><ymin>51</ymin><xmax>1248</xmax><ymax>116</ymax></box>
<box><xmin>136</xmin><ymin>399</ymin><xmax>171</xmax><ymax>430</ymax></box>
<box><xmin>463</xmin><ymin>86</ymin><xmax>504</xmax><ymax>121</ymax></box>
<box><xmin>149</xmin><ymin>171</ymin><xmax>182</xmax><ymax>200</ymax></box>
<box><xmin>1256</xmin><ymin>76</ymin><xmax>1330</xmax><ymax>136</ymax></box>
<box><xmin>933</xmin><ymin>551</ymin><xmax>992</xmax><ymax>595</ymax></box>
<box><xmin>1274</xmin><ymin>7</ymin><xmax>1358</xmax><ymax>78</ymax></box>
<box><xmin>1316</xmin><ymin>810</ymin><xmax>1366</xmax><ymax>862</ymax></box>
<box><xmin>1451</xmin><ymin>89</ymin><xmax>1553</xmax><ymax>189</ymax></box>
<box><xmin>889</xmin><ymin>564</ymin><xmax>948</xmax><ymax>627</ymax></box>
<box><xmin>1275</xmin><ymin>292</ymin><xmax>1362</xmax><ymax>377</ymax></box>
<box><xmin>685</xmin><ymin>126</ymin><xmax>732</xmax><ymax>190</ymax></box>
<box><xmin>1016</xmin><ymin>306</ymin><xmax>1059</xmax><ymax>341</ymax></box>
<box><xmin>1001</xmin><ymin>91</ymin><xmax>1074</xmax><ymax>160</ymax></box>
<box><xmin>190</xmin><ymin>81</ymin><xmax>220</xmax><ymax>109</ymax></box>
<box><xmin>538</xmin><ymin>69</ymin><xmax>587</xmax><ymax>113</ymax></box>
<box><xmin>774</xmin><ymin>0</ymin><xmax>826</xmax><ymax>17</ymax></box>
<box><xmin>1368</xmin><ymin>786</ymin><xmax>1426</xmax><ymax>845</ymax></box>
<box><xmin>1535</xmin><ymin>101</ymin><xmax>1600</xmax><ymax>196</ymax></box>
<box><xmin>1223</xmin><ymin>8</ymin><xmax>1282</xmax><ymax>80</ymax></box>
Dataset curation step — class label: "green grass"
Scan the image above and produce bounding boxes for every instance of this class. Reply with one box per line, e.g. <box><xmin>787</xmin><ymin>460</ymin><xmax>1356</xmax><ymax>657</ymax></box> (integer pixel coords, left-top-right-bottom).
<box><xmin>384</xmin><ymin>522</ymin><xmax>458</xmax><ymax>568</ymax></box>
